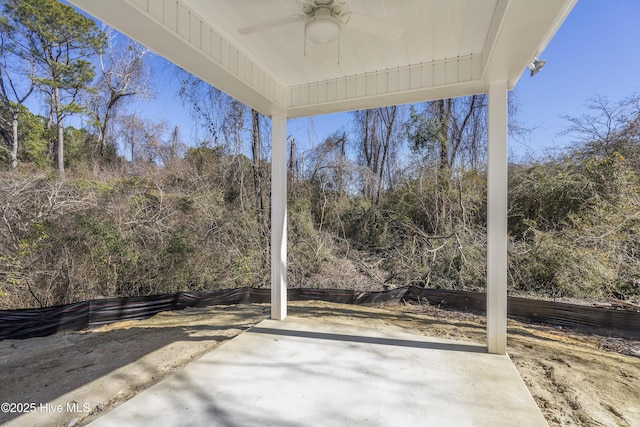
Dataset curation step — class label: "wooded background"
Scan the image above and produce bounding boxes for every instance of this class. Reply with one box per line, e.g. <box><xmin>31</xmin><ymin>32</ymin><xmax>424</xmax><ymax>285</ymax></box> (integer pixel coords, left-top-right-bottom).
<box><xmin>1</xmin><ymin>0</ymin><xmax>639</xmax><ymax>309</ymax></box>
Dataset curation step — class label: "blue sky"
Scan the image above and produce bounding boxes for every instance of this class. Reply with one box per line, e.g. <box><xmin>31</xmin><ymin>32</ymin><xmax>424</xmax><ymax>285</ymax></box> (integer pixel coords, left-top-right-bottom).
<box><xmin>512</xmin><ymin>0</ymin><xmax>640</xmax><ymax>158</ymax></box>
<box><xmin>64</xmin><ymin>0</ymin><xmax>640</xmax><ymax>161</ymax></box>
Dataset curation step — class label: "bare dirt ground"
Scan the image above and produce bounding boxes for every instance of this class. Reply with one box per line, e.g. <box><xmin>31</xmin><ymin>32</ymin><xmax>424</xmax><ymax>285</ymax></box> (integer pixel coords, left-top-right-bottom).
<box><xmin>1</xmin><ymin>300</ymin><xmax>638</xmax><ymax>427</ymax></box>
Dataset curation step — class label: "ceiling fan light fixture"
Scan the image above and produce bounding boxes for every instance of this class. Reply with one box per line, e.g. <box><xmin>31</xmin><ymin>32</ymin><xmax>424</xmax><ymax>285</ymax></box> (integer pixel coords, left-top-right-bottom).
<box><xmin>305</xmin><ymin>11</ymin><xmax>341</xmax><ymax>44</ymax></box>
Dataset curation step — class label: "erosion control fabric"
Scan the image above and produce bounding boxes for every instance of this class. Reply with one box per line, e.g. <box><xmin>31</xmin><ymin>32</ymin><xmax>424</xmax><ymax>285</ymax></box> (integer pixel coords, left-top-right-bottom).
<box><xmin>1</xmin><ymin>286</ymin><xmax>638</xmax><ymax>341</ymax></box>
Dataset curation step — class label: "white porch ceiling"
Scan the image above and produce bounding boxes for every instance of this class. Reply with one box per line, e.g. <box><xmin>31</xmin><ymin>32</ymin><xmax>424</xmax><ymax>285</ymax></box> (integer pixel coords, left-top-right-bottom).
<box><xmin>68</xmin><ymin>0</ymin><xmax>576</xmax><ymax>118</ymax></box>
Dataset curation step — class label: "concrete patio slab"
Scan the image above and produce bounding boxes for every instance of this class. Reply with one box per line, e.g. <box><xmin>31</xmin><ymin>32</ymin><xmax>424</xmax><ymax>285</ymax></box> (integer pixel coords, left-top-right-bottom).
<box><xmin>89</xmin><ymin>316</ymin><xmax>547</xmax><ymax>426</ymax></box>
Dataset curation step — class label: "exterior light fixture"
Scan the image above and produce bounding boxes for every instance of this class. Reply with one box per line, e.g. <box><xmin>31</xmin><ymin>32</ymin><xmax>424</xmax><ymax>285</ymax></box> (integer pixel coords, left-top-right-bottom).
<box><xmin>528</xmin><ymin>57</ymin><xmax>546</xmax><ymax>76</ymax></box>
<box><xmin>305</xmin><ymin>7</ymin><xmax>341</xmax><ymax>44</ymax></box>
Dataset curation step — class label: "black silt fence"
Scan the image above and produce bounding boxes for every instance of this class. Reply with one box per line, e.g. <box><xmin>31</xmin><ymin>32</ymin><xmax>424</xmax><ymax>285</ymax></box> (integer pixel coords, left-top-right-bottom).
<box><xmin>1</xmin><ymin>286</ymin><xmax>638</xmax><ymax>341</ymax></box>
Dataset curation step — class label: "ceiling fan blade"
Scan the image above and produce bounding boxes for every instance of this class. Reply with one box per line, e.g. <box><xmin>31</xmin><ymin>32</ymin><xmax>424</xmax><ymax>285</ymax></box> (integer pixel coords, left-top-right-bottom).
<box><xmin>345</xmin><ymin>12</ymin><xmax>404</xmax><ymax>40</ymax></box>
<box><xmin>238</xmin><ymin>14</ymin><xmax>305</xmax><ymax>35</ymax></box>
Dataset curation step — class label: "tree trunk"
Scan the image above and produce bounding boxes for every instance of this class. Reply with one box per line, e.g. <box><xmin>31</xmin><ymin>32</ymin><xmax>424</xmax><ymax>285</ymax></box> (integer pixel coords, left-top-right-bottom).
<box><xmin>98</xmin><ymin>98</ymin><xmax>114</xmax><ymax>158</ymax></box>
<box><xmin>376</xmin><ymin>106</ymin><xmax>397</xmax><ymax>204</ymax></box>
<box><xmin>251</xmin><ymin>109</ymin><xmax>268</xmax><ymax>266</ymax></box>
<box><xmin>10</xmin><ymin>111</ymin><xmax>18</xmax><ymax>169</ymax></box>
<box><xmin>46</xmin><ymin>97</ymin><xmax>54</xmax><ymax>159</ymax></box>
<box><xmin>171</xmin><ymin>125</ymin><xmax>179</xmax><ymax>162</ymax></box>
<box><xmin>362</xmin><ymin>110</ymin><xmax>371</xmax><ymax>198</ymax></box>
<box><xmin>53</xmin><ymin>87</ymin><xmax>65</xmax><ymax>173</ymax></box>
<box><xmin>57</xmin><ymin>119</ymin><xmax>64</xmax><ymax>172</ymax></box>
<box><xmin>251</xmin><ymin>109</ymin><xmax>265</xmax><ymax>225</ymax></box>
<box><xmin>288</xmin><ymin>137</ymin><xmax>296</xmax><ymax>185</ymax></box>
<box><xmin>437</xmin><ymin>99</ymin><xmax>453</xmax><ymax>230</ymax></box>
<box><xmin>437</xmin><ymin>99</ymin><xmax>451</xmax><ymax>173</ymax></box>
<box><xmin>130</xmin><ymin>128</ymin><xmax>135</xmax><ymax>165</ymax></box>
<box><xmin>337</xmin><ymin>133</ymin><xmax>346</xmax><ymax>197</ymax></box>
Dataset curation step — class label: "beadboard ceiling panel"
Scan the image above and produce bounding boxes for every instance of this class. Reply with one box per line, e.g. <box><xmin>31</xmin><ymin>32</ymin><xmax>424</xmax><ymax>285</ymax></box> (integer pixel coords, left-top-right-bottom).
<box><xmin>68</xmin><ymin>0</ymin><xmax>577</xmax><ymax>118</ymax></box>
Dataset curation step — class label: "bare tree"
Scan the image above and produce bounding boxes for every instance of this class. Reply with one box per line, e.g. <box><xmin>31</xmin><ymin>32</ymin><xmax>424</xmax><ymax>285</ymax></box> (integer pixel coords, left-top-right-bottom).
<box><xmin>288</xmin><ymin>136</ymin><xmax>298</xmax><ymax>185</ymax></box>
<box><xmin>91</xmin><ymin>27</ymin><xmax>154</xmax><ymax>162</ymax></box>
<box><xmin>251</xmin><ymin>109</ymin><xmax>269</xmax><ymax>233</ymax></box>
<box><xmin>179</xmin><ymin>72</ymin><xmax>251</xmax><ymax>206</ymax></box>
<box><xmin>404</xmin><ymin>96</ymin><xmax>487</xmax><ymax>232</ymax></box>
<box><xmin>178</xmin><ymin>70</ymin><xmax>229</xmax><ymax>146</ymax></box>
<box><xmin>353</xmin><ymin>106</ymin><xmax>403</xmax><ymax>203</ymax></box>
<box><xmin>376</xmin><ymin>106</ymin><xmax>401</xmax><ymax>201</ymax></box>
<box><xmin>309</xmin><ymin>131</ymin><xmax>349</xmax><ymax>196</ymax></box>
<box><xmin>179</xmin><ymin>72</ymin><xmax>272</xmax><ymax>270</ymax></box>
<box><xmin>117</xmin><ymin>113</ymin><xmax>167</xmax><ymax>167</ymax></box>
<box><xmin>168</xmin><ymin>125</ymin><xmax>181</xmax><ymax>163</ymax></box>
<box><xmin>179</xmin><ymin>71</ymin><xmax>270</xmax><ymax>219</ymax></box>
<box><xmin>0</xmin><ymin>25</ymin><xmax>35</xmax><ymax>168</ymax></box>
<box><xmin>407</xmin><ymin>96</ymin><xmax>487</xmax><ymax>173</ymax></box>
<box><xmin>562</xmin><ymin>93</ymin><xmax>640</xmax><ymax>167</ymax></box>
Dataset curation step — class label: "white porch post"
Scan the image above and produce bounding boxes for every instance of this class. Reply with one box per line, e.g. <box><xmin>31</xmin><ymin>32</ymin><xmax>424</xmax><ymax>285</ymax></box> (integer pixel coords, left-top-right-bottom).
<box><xmin>271</xmin><ymin>112</ymin><xmax>288</xmax><ymax>320</ymax></box>
<box><xmin>487</xmin><ymin>81</ymin><xmax>508</xmax><ymax>355</ymax></box>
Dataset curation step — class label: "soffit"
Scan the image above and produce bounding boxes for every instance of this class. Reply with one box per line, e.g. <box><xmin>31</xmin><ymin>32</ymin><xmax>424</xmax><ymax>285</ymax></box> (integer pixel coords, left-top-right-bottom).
<box><xmin>67</xmin><ymin>0</ymin><xmax>577</xmax><ymax>118</ymax></box>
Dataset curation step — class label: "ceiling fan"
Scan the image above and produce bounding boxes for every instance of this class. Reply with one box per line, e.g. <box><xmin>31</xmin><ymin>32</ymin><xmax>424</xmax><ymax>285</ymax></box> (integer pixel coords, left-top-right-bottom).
<box><xmin>237</xmin><ymin>0</ymin><xmax>404</xmax><ymax>45</ymax></box>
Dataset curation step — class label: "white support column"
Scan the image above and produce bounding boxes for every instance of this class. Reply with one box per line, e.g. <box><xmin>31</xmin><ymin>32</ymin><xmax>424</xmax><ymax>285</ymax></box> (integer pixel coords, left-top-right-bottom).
<box><xmin>271</xmin><ymin>112</ymin><xmax>288</xmax><ymax>320</ymax></box>
<box><xmin>487</xmin><ymin>81</ymin><xmax>508</xmax><ymax>355</ymax></box>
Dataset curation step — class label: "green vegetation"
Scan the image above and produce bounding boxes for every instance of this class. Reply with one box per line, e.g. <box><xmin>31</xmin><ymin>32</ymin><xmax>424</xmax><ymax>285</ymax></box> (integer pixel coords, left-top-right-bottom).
<box><xmin>1</xmin><ymin>136</ymin><xmax>638</xmax><ymax>309</ymax></box>
<box><xmin>0</xmin><ymin>1</ymin><xmax>638</xmax><ymax>309</ymax></box>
